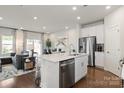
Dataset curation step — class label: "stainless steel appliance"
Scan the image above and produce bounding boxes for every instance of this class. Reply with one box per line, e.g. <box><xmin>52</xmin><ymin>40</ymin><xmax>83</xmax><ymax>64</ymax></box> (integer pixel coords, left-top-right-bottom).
<box><xmin>79</xmin><ymin>37</ymin><xmax>87</xmax><ymax>53</ymax></box>
<box><xmin>79</xmin><ymin>36</ymin><xmax>96</xmax><ymax>67</ymax></box>
<box><xmin>59</xmin><ymin>58</ymin><xmax>75</xmax><ymax>88</ymax></box>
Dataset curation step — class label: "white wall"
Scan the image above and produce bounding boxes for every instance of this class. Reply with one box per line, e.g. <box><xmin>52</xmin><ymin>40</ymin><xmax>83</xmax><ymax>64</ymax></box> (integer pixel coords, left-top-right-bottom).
<box><xmin>45</xmin><ymin>24</ymin><xmax>80</xmax><ymax>53</ymax></box>
<box><xmin>43</xmin><ymin>31</ymin><xmax>68</xmax><ymax>52</ymax></box>
<box><xmin>67</xmin><ymin>27</ymin><xmax>79</xmax><ymax>53</ymax></box>
<box><xmin>16</xmin><ymin>30</ymin><xmax>24</xmax><ymax>54</ymax></box>
<box><xmin>51</xmin><ymin>30</ymin><xmax>68</xmax><ymax>50</ymax></box>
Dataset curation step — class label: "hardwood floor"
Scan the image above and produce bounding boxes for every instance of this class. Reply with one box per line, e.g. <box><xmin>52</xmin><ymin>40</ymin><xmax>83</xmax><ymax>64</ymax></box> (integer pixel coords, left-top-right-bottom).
<box><xmin>73</xmin><ymin>67</ymin><xmax>122</xmax><ymax>88</ymax></box>
<box><xmin>0</xmin><ymin>72</ymin><xmax>36</xmax><ymax>88</ymax></box>
<box><xmin>0</xmin><ymin>67</ymin><xmax>122</xmax><ymax>88</ymax></box>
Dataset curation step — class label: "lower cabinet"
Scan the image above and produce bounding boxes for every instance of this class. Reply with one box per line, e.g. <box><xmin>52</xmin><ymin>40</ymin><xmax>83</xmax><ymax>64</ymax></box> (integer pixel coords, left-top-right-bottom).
<box><xmin>95</xmin><ymin>52</ymin><xmax>104</xmax><ymax>68</ymax></box>
<box><xmin>75</xmin><ymin>55</ymin><xmax>88</xmax><ymax>83</ymax></box>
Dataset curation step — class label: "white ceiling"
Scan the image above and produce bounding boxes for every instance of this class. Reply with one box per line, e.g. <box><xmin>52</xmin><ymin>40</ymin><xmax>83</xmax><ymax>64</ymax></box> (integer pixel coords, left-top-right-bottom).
<box><xmin>0</xmin><ymin>5</ymin><xmax>121</xmax><ymax>33</ymax></box>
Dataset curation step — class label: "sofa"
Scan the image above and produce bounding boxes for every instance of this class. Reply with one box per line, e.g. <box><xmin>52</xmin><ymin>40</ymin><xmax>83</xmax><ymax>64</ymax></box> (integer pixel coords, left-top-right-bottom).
<box><xmin>12</xmin><ymin>54</ymin><xmax>29</xmax><ymax>70</ymax></box>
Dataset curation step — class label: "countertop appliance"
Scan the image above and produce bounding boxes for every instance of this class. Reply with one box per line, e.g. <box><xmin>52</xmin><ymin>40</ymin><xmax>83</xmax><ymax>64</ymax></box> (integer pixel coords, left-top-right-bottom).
<box><xmin>79</xmin><ymin>36</ymin><xmax>96</xmax><ymax>67</ymax></box>
<box><xmin>59</xmin><ymin>58</ymin><xmax>75</xmax><ymax>88</ymax></box>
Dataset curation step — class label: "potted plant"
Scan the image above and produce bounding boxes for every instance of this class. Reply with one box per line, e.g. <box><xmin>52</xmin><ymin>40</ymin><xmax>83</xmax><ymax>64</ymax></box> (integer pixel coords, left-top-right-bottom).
<box><xmin>46</xmin><ymin>38</ymin><xmax>52</xmax><ymax>54</ymax></box>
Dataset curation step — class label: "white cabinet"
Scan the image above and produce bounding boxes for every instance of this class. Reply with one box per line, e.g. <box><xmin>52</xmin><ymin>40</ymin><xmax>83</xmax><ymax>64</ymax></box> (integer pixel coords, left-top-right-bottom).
<box><xmin>80</xmin><ymin>24</ymin><xmax>104</xmax><ymax>43</ymax></box>
<box><xmin>41</xmin><ymin>59</ymin><xmax>59</xmax><ymax>88</ymax></box>
<box><xmin>95</xmin><ymin>52</ymin><xmax>104</xmax><ymax>68</ymax></box>
<box><xmin>96</xmin><ymin>25</ymin><xmax>104</xmax><ymax>43</ymax></box>
<box><xmin>41</xmin><ymin>54</ymin><xmax>88</xmax><ymax>87</ymax></box>
<box><xmin>89</xmin><ymin>26</ymin><xmax>97</xmax><ymax>36</ymax></box>
<box><xmin>75</xmin><ymin>55</ymin><xmax>88</xmax><ymax>83</ymax></box>
<box><xmin>104</xmin><ymin>11</ymin><xmax>122</xmax><ymax>76</ymax></box>
<box><xmin>80</xmin><ymin>27</ymin><xmax>89</xmax><ymax>37</ymax></box>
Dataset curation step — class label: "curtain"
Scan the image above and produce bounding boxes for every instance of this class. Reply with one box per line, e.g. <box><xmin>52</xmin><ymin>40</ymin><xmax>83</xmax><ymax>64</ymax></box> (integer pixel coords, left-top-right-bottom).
<box><xmin>0</xmin><ymin>27</ymin><xmax>16</xmax><ymax>56</ymax></box>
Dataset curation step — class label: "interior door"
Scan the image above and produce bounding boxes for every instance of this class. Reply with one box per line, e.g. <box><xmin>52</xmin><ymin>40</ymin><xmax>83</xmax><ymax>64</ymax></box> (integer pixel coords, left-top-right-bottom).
<box><xmin>105</xmin><ymin>25</ymin><xmax>121</xmax><ymax>77</ymax></box>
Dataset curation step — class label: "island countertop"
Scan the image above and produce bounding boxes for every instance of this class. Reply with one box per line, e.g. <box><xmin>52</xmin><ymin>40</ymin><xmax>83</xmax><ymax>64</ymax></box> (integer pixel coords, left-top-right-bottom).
<box><xmin>40</xmin><ymin>53</ymin><xmax>88</xmax><ymax>88</ymax></box>
<box><xmin>41</xmin><ymin>53</ymin><xmax>88</xmax><ymax>62</ymax></box>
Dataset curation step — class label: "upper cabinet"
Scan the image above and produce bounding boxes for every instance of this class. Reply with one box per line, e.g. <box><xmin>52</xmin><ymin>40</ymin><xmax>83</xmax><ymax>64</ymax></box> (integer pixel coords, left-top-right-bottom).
<box><xmin>80</xmin><ymin>27</ymin><xmax>89</xmax><ymax>37</ymax></box>
<box><xmin>80</xmin><ymin>24</ymin><xmax>104</xmax><ymax>44</ymax></box>
<box><xmin>89</xmin><ymin>26</ymin><xmax>97</xmax><ymax>36</ymax></box>
<box><xmin>96</xmin><ymin>25</ymin><xmax>104</xmax><ymax>43</ymax></box>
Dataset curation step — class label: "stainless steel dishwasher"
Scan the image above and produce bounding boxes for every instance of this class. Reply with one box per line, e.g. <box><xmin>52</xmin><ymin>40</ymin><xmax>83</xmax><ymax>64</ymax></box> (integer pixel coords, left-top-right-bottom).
<box><xmin>59</xmin><ymin>58</ymin><xmax>75</xmax><ymax>88</ymax></box>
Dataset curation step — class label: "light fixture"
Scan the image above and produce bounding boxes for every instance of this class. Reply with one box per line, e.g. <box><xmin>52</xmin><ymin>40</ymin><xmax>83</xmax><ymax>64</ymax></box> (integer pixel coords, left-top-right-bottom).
<box><xmin>20</xmin><ymin>27</ymin><xmax>24</xmax><ymax>30</ymax></box>
<box><xmin>43</xmin><ymin>26</ymin><xmax>46</xmax><ymax>30</ymax></box>
<box><xmin>0</xmin><ymin>17</ymin><xmax>3</xmax><ymax>20</ymax></box>
<box><xmin>77</xmin><ymin>16</ymin><xmax>81</xmax><ymax>20</ymax></box>
<box><xmin>65</xmin><ymin>26</ymin><xmax>69</xmax><ymax>29</ymax></box>
<box><xmin>72</xmin><ymin>6</ymin><xmax>77</xmax><ymax>11</ymax></box>
<box><xmin>33</xmin><ymin>16</ymin><xmax>38</xmax><ymax>20</ymax></box>
<box><xmin>106</xmin><ymin>6</ymin><xmax>111</xmax><ymax>10</ymax></box>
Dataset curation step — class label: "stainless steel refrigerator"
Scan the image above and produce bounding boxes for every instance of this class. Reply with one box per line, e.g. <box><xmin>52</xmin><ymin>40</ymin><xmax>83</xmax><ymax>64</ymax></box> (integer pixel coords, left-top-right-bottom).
<box><xmin>79</xmin><ymin>36</ymin><xmax>96</xmax><ymax>67</ymax></box>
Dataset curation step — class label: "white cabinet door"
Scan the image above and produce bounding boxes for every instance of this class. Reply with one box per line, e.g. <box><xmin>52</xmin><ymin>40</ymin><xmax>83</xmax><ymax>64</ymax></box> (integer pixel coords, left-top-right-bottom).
<box><xmin>82</xmin><ymin>56</ymin><xmax>88</xmax><ymax>77</ymax></box>
<box><xmin>95</xmin><ymin>52</ymin><xmax>104</xmax><ymax>68</ymax></box>
<box><xmin>75</xmin><ymin>56</ymin><xmax>88</xmax><ymax>83</ymax></box>
<box><xmin>96</xmin><ymin>25</ymin><xmax>104</xmax><ymax>43</ymax></box>
<box><xmin>41</xmin><ymin>59</ymin><xmax>59</xmax><ymax>88</ymax></box>
<box><xmin>75</xmin><ymin>57</ymin><xmax>82</xmax><ymax>83</ymax></box>
<box><xmin>89</xmin><ymin>26</ymin><xmax>96</xmax><ymax>37</ymax></box>
<box><xmin>80</xmin><ymin>28</ymin><xmax>89</xmax><ymax>38</ymax></box>
<box><xmin>80</xmin><ymin>24</ymin><xmax>104</xmax><ymax>43</ymax></box>
<box><xmin>104</xmin><ymin>24</ymin><xmax>121</xmax><ymax>76</ymax></box>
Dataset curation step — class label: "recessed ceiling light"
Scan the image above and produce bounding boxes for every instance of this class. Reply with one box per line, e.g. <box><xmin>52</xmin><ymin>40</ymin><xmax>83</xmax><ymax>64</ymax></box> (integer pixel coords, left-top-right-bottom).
<box><xmin>106</xmin><ymin>6</ymin><xmax>111</xmax><ymax>10</ymax></box>
<box><xmin>33</xmin><ymin>16</ymin><xmax>38</xmax><ymax>20</ymax></box>
<box><xmin>77</xmin><ymin>16</ymin><xmax>81</xmax><ymax>20</ymax></box>
<box><xmin>0</xmin><ymin>17</ymin><xmax>3</xmax><ymax>20</ymax></box>
<box><xmin>20</xmin><ymin>27</ymin><xmax>24</xmax><ymax>30</ymax></box>
<box><xmin>43</xmin><ymin>26</ymin><xmax>46</xmax><ymax>30</ymax></box>
<box><xmin>72</xmin><ymin>6</ymin><xmax>77</xmax><ymax>11</ymax></box>
<box><xmin>65</xmin><ymin>26</ymin><xmax>69</xmax><ymax>29</ymax></box>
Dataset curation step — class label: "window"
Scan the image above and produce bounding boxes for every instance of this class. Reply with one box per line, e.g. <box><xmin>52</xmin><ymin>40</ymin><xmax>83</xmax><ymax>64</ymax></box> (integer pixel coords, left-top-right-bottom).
<box><xmin>34</xmin><ymin>40</ymin><xmax>41</xmax><ymax>55</ymax></box>
<box><xmin>27</xmin><ymin>39</ymin><xmax>34</xmax><ymax>50</ymax></box>
<box><xmin>1</xmin><ymin>35</ymin><xmax>13</xmax><ymax>54</ymax></box>
<box><xmin>26</xmin><ymin>39</ymin><xmax>41</xmax><ymax>56</ymax></box>
<box><xmin>0</xmin><ymin>28</ymin><xmax>15</xmax><ymax>56</ymax></box>
<box><xmin>24</xmin><ymin>32</ymin><xmax>42</xmax><ymax>56</ymax></box>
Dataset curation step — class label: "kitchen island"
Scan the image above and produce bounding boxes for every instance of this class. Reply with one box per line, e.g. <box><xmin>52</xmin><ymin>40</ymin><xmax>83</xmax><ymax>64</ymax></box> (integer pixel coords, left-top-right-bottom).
<box><xmin>40</xmin><ymin>53</ymin><xmax>88</xmax><ymax>88</ymax></box>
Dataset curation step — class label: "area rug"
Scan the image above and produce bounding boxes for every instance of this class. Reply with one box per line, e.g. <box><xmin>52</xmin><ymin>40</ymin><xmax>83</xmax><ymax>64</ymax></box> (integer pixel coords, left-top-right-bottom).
<box><xmin>0</xmin><ymin>64</ymin><xmax>36</xmax><ymax>81</ymax></box>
